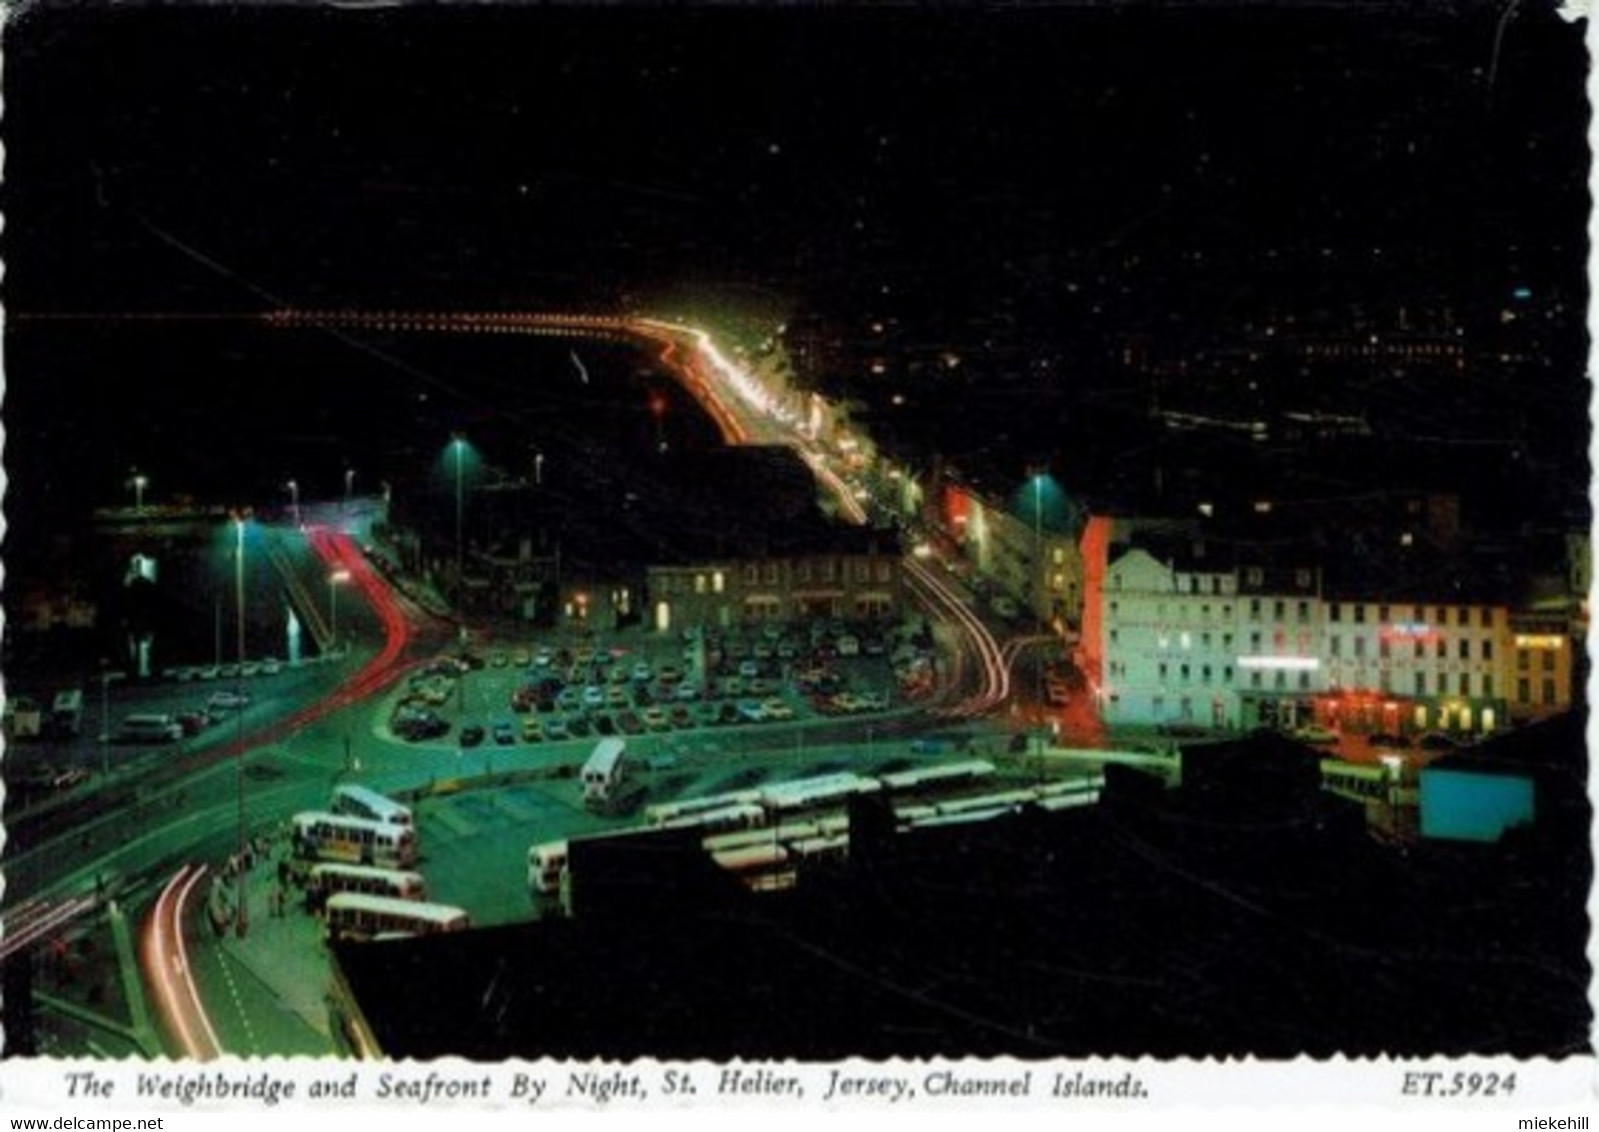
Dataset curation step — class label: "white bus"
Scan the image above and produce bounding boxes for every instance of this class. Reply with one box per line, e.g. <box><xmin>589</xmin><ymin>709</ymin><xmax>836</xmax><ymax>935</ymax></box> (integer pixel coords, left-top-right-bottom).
<box><xmin>877</xmin><ymin>759</ymin><xmax>997</xmax><ymax>794</ymax></box>
<box><xmin>308</xmin><ymin>863</ymin><xmax>428</xmax><ymax>904</ymax></box>
<box><xmin>653</xmin><ymin>802</ymin><xmax>766</xmax><ymax>834</ymax></box>
<box><xmin>331</xmin><ymin>784</ymin><xmax>414</xmax><ymax>827</ymax></box>
<box><xmin>582</xmin><ymin>738</ymin><xmax>629</xmax><ymax>807</ymax></box>
<box><xmin>644</xmin><ymin>789</ymin><xmax>764</xmax><ymax>827</ymax></box>
<box><xmin>527</xmin><ymin>839</ymin><xmax>569</xmax><ymax>896</ymax></box>
<box><xmin>323</xmin><ymin>893</ymin><xmax>469</xmax><ymax>942</ymax></box>
<box><xmin>113</xmin><ymin>713</ymin><xmax>183</xmax><ymax>743</ymax></box>
<box><xmin>292</xmin><ymin>811</ymin><xmax>417</xmax><ymax>869</ymax></box>
<box><xmin>757</xmin><ymin>772</ymin><xmax>879</xmax><ymax>815</ymax></box>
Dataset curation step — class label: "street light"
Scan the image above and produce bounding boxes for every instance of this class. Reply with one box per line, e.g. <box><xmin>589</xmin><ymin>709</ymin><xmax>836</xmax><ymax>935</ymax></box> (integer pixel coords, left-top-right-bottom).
<box><xmin>451</xmin><ymin>434</ymin><xmax>466</xmax><ymax>620</ymax></box>
<box><xmin>131</xmin><ymin>471</ymin><xmax>148</xmax><ymax>511</ymax></box>
<box><xmin>534</xmin><ymin>451</ymin><xmax>545</xmax><ymax>487</ymax></box>
<box><xmin>344</xmin><ymin>467</ymin><xmax>355</xmax><ymax>504</ymax></box>
<box><xmin>287</xmin><ymin>479</ymin><xmax>301</xmax><ymax>527</ymax></box>
<box><xmin>231</xmin><ymin>510</ymin><xmax>251</xmax><ymax>938</ymax></box>
<box><xmin>328</xmin><ymin>568</ymin><xmax>351</xmax><ymax>652</ymax></box>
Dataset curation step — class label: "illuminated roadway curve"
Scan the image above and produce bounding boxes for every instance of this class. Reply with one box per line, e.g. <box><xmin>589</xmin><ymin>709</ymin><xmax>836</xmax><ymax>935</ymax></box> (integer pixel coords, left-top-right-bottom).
<box><xmin>261</xmin><ymin>308</ymin><xmax>1006</xmax><ymax>713</ymax></box>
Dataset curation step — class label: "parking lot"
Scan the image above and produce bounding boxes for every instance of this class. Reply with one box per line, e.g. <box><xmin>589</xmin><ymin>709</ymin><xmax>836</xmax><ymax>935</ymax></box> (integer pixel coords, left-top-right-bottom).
<box><xmin>386</xmin><ymin>621</ymin><xmax>932</xmax><ymax>751</ymax></box>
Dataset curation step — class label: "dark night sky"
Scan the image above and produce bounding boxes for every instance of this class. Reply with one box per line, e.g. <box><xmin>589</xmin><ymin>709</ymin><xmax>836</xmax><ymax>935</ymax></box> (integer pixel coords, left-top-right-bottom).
<box><xmin>1</xmin><ymin>2</ymin><xmax>1590</xmax><ymax>534</ymax></box>
<box><xmin>6</xmin><ymin>3</ymin><xmax>1587</xmax><ymax>311</ymax></box>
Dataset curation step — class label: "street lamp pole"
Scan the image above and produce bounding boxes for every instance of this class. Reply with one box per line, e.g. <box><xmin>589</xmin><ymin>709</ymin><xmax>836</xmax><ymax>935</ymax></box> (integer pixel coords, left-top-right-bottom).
<box><xmin>232</xmin><ymin>512</ymin><xmax>249</xmax><ymax>937</ymax></box>
<box><xmin>132</xmin><ymin>472</ymin><xmax>147</xmax><ymax>512</ymax></box>
<box><xmin>287</xmin><ymin>479</ymin><xmax>301</xmax><ymax>527</ymax></box>
<box><xmin>453</xmin><ymin>435</ymin><xmax>466</xmax><ymax>622</ymax></box>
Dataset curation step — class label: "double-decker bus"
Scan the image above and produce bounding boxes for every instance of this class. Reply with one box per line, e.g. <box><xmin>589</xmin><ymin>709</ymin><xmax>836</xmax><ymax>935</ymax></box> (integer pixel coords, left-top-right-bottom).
<box><xmin>331</xmin><ymin>784</ymin><xmax>414</xmax><ymax>827</ymax></box>
<box><xmin>323</xmin><ymin>893</ymin><xmax>469</xmax><ymax>942</ymax></box>
<box><xmin>292</xmin><ymin>811</ymin><xmax>417</xmax><ymax>870</ymax></box>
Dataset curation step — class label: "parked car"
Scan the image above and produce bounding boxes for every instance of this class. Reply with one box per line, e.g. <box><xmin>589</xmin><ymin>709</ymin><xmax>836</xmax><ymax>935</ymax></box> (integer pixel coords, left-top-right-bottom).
<box><xmin>493</xmin><ymin>719</ymin><xmax>518</xmax><ymax>745</ymax></box>
<box><xmin>207</xmin><ymin>690</ymin><xmax>251</xmax><ymax>712</ymax></box>
<box><xmin>459</xmin><ymin>724</ymin><xmax>486</xmax><ymax>747</ymax></box>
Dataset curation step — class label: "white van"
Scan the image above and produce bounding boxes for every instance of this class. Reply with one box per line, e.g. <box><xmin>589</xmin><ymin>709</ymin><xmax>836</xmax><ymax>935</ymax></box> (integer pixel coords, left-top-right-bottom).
<box><xmin>581</xmin><ymin>738</ymin><xmax>628</xmax><ymax>808</ymax></box>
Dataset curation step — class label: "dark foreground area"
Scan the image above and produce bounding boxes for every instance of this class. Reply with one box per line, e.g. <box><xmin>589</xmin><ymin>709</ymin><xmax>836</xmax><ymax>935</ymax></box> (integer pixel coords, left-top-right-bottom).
<box><xmin>339</xmin><ymin>719</ymin><xmax>1591</xmax><ymax>1060</ymax></box>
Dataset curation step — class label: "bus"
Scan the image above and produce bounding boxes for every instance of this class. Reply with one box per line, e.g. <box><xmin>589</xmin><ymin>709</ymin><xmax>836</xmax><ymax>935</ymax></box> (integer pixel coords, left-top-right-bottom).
<box><xmin>50</xmin><ymin>689</ymin><xmax>84</xmax><ymax>738</ymax></box>
<box><xmin>653</xmin><ymin>802</ymin><xmax>766</xmax><ymax>834</ymax></box>
<box><xmin>307</xmin><ymin>863</ymin><xmax>428</xmax><ymax>905</ymax></box>
<box><xmin>292</xmin><ymin>811</ymin><xmax>417</xmax><ymax>869</ymax></box>
<box><xmin>757</xmin><ymin>772</ymin><xmax>879</xmax><ymax>815</ymax></box>
<box><xmin>527</xmin><ymin>839</ymin><xmax>569</xmax><ymax>896</ymax></box>
<box><xmin>113</xmin><ymin>713</ymin><xmax>183</xmax><ymax>743</ymax></box>
<box><xmin>643</xmin><ymin>789</ymin><xmax>764</xmax><ymax>827</ymax></box>
<box><xmin>877</xmin><ymin>759</ymin><xmax>996</xmax><ymax>794</ymax></box>
<box><xmin>582</xmin><ymin>738</ymin><xmax>629</xmax><ymax>808</ymax></box>
<box><xmin>331</xmin><ymin>784</ymin><xmax>414</xmax><ymax>827</ymax></box>
<box><xmin>323</xmin><ymin>893</ymin><xmax>469</xmax><ymax>942</ymax></box>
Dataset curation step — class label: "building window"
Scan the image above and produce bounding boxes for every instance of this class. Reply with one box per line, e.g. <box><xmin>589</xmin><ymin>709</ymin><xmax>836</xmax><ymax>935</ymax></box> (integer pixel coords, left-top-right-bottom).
<box><xmin>713</xmin><ymin>572</ymin><xmax>725</xmax><ymax>594</ymax></box>
<box><xmin>855</xmin><ymin>560</ymin><xmax>870</xmax><ymax>582</ymax></box>
<box><xmin>1222</xmin><ymin>632</ymin><xmax>1234</xmax><ymax>649</ymax></box>
<box><xmin>1202</xmin><ymin>665</ymin><xmax>1212</xmax><ymax>684</ymax></box>
<box><xmin>1158</xmin><ymin>663</ymin><xmax>1169</xmax><ymax>681</ymax></box>
<box><xmin>695</xmin><ymin>573</ymin><xmax>707</xmax><ymax>594</ymax></box>
<box><xmin>1223</xmin><ymin>666</ymin><xmax>1233</xmax><ymax>683</ymax></box>
<box><xmin>1380</xmin><ymin>638</ymin><xmax>1391</xmax><ymax>659</ymax></box>
<box><xmin>1109</xmin><ymin>601</ymin><xmax>1119</xmax><ymax>618</ymax></box>
<box><xmin>1542</xmin><ymin>650</ymin><xmax>1555</xmax><ymax>672</ymax></box>
<box><xmin>1435</xmin><ymin>638</ymin><xmax>1446</xmax><ymax>659</ymax></box>
<box><xmin>743</xmin><ymin>565</ymin><xmax>759</xmax><ymax>585</ymax></box>
<box><xmin>820</xmin><ymin>560</ymin><xmax>835</xmax><ymax>582</ymax></box>
<box><xmin>1297</xmin><ymin>600</ymin><xmax>1309</xmax><ymax>623</ymax></box>
<box><xmin>876</xmin><ymin>561</ymin><xmax>892</xmax><ymax>582</ymax></box>
<box><xmin>1543</xmin><ymin>678</ymin><xmax>1557</xmax><ymax>705</ymax></box>
<box><xmin>1458</xmin><ymin>638</ymin><xmax>1469</xmax><ymax>660</ymax></box>
<box><xmin>1354</xmin><ymin>637</ymin><xmax>1366</xmax><ymax>659</ymax></box>
<box><xmin>1354</xmin><ymin>604</ymin><xmax>1366</xmax><ymax>624</ymax></box>
<box><xmin>1250</xmin><ymin>671</ymin><xmax>1262</xmax><ymax>689</ymax></box>
<box><xmin>765</xmin><ymin>563</ymin><xmax>780</xmax><ymax>585</ymax></box>
<box><xmin>1109</xmin><ymin>629</ymin><xmax>1119</xmax><ymax>645</ymax></box>
<box><xmin>1298</xmin><ymin>671</ymin><xmax>1310</xmax><ymax>691</ymax></box>
<box><xmin>796</xmin><ymin>561</ymin><xmax>812</xmax><ymax>582</ymax></box>
<box><xmin>1330</xmin><ymin>635</ymin><xmax>1342</xmax><ymax>657</ymax></box>
<box><xmin>1250</xmin><ymin>631</ymin><xmax>1262</xmax><ymax>650</ymax></box>
<box><xmin>1211</xmin><ymin>577</ymin><xmax>1221</xmax><ymax>594</ymax></box>
<box><xmin>1274</xmin><ymin>600</ymin><xmax>1285</xmax><ymax>620</ymax></box>
<box><xmin>1483</xmin><ymin>675</ymin><xmax>1494</xmax><ymax>698</ymax></box>
<box><xmin>1274</xmin><ymin>671</ymin><xmax>1286</xmax><ymax>690</ymax></box>
<box><xmin>1113</xmin><ymin>572</ymin><xmax>1123</xmax><ymax>590</ymax></box>
<box><xmin>1415</xmin><ymin>672</ymin><xmax>1427</xmax><ymax>696</ymax></box>
<box><xmin>1518</xmin><ymin>677</ymin><xmax>1530</xmax><ymax>703</ymax></box>
<box><xmin>1480</xmin><ymin>608</ymin><xmax>1493</xmax><ymax>628</ymax></box>
<box><xmin>1517</xmin><ymin>650</ymin><xmax>1530</xmax><ymax>671</ymax></box>
<box><xmin>1413</xmin><ymin>640</ymin><xmax>1424</xmax><ymax>660</ymax></box>
<box><xmin>1180</xmin><ymin>664</ymin><xmax>1191</xmax><ymax>682</ymax></box>
<box><xmin>1456</xmin><ymin>607</ymin><xmax>1469</xmax><ymax>626</ymax></box>
<box><xmin>1249</xmin><ymin>598</ymin><xmax>1262</xmax><ymax>619</ymax></box>
<box><xmin>1459</xmin><ymin>673</ymin><xmax>1470</xmax><ymax>696</ymax></box>
<box><xmin>1482</xmin><ymin>639</ymin><xmax>1493</xmax><ymax>660</ymax></box>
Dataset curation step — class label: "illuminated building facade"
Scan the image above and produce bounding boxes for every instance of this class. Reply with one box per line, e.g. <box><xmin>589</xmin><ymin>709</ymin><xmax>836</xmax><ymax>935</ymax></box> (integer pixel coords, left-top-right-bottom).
<box><xmin>1095</xmin><ymin>532</ymin><xmax>1571</xmax><ymax>737</ymax></box>
<box><xmin>646</xmin><ymin>541</ymin><xmax>905</xmax><ymax>634</ymax></box>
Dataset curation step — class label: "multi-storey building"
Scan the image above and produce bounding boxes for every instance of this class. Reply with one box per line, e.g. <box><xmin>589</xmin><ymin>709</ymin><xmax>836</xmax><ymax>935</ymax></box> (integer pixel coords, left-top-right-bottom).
<box><xmin>1094</xmin><ymin>526</ymin><xmax>1570</xmax><ymax>738</ymax></box>
<box><xmin>645</xmin><ymin>531</ymin><xmax>904</xmax><ymax>634</ymax></box>
<box><xmin>1096</xmin><ymin>535</ymin><xmax>1321</xmax><ymax>731</ymax></box>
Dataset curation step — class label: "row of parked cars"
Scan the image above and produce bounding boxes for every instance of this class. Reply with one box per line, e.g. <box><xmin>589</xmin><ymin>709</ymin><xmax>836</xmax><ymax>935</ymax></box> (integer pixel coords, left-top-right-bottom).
<box><xmin>160</xmin><ymin>658</ymin><xmax>285</xmax><ymax>683</ymax></box>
